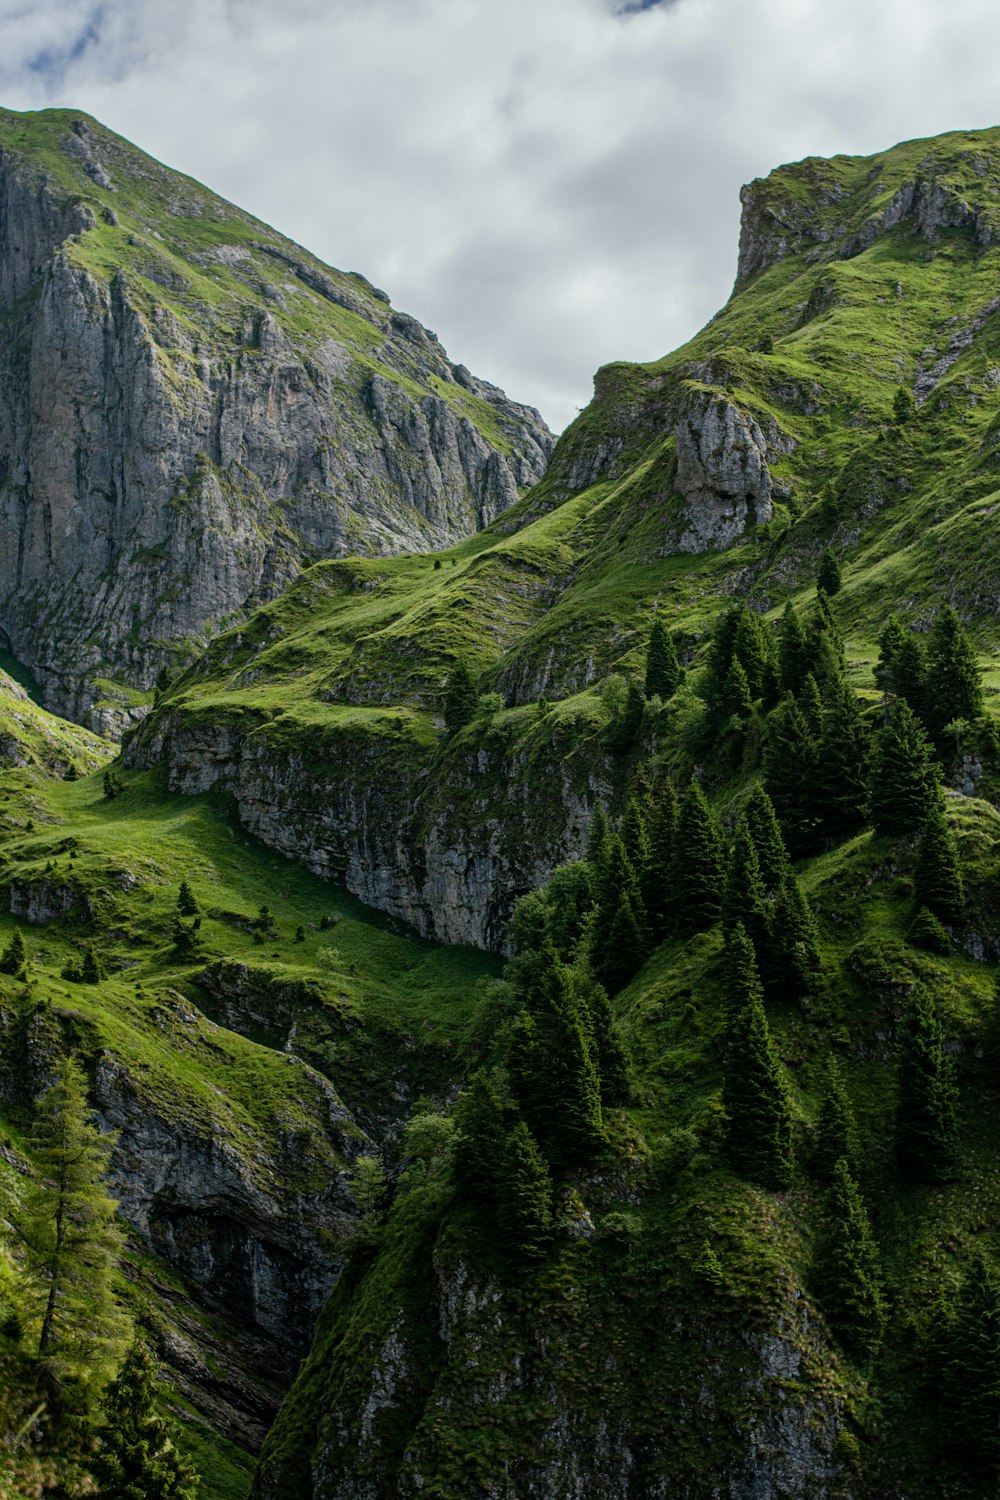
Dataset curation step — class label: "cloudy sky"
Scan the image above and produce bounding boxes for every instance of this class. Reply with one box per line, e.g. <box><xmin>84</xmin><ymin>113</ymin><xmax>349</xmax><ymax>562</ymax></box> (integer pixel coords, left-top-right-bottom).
<box><xmin>2</xmin><ymin>0</ymin><xmax>998</xmax><ymax>431</ymax></box>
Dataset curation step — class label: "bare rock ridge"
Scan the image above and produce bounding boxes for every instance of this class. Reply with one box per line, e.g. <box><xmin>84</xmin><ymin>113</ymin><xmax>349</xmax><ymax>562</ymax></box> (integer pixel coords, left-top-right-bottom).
<box><xmin>0</xmin><ymin>108</ymin><xmax>553</xmax><ymax>728</ymax></box>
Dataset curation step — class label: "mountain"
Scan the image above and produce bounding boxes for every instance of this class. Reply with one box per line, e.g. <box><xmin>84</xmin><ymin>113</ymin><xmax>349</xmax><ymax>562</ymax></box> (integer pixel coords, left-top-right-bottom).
<box><xmin>4</xmin><ymin>123</ymin><xmax>1000</xmax><ymax>1500</ymax></box>
<box><xmin>0</xmin><ymin>108</ymin><xmax>552</xmax><ymax>731</ymax></box>
<box><xmin>130</xmin><ymin>127</ymin><xmax>1000</xmax><ymax>950</ymax></box>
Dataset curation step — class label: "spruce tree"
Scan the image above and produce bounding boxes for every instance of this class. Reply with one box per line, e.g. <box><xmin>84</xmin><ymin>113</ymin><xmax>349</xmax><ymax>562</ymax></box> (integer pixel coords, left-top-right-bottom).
<box><xmin>0</xmin><ymin>926</ymin><xmax>27</xmax><ymax>977</ymax></box>
<box><xmin>907</xmin><ymin>906</ymin><xmax>952</xmax><ymax>956</ymax></box>
<box><xmin>799</xmin><ymin>672</ymin><xmax>824</xmax><ymax>738</ymax></box>
<box><xmin>723</xmin><ymin>921</ymin><xmax>764</xmax><ymax>1030</ymax></box>
<box><xmin>644</xmin><ymin>618</ymin><xmax>682</xmax><ymax>701</ymax></box>
<box><xmin>732</xmin><ymin>607</ymin><xmax>775</xmax><ymax>704</ymax></box>
<box><xmin>815</xmin><ymin>677</ymin><xmax>870</xmax><ymax>837</ymax></box>
<box><xmin>875</xmin><ymin>615</ymin><xmax>907</xmax><ymax>711</ymax></box>
<box><xmin>764</xmin><ymin>696</ymin><xmax>820</xmax><ymax>856</ymax></box>
<box><xmin>620</xmin><ymin>797</ymin><xmax>651</xmax><ymax>876</ymax></box>
<box><xmin>497</xmin><ymin>1121</ymin><xmax>553</xmax><ymax>1261</ymax></box>
<box><xmin>94</xmin><ymin>1340</ymin><xmax>199</xmax><ymax>1499</ymax></box>
<box><xmin>443</xmin><ymin>660</ymin><xmax>478</xmax><ymax>735</ymax></box>
<box><xmin>545</xmin><ymin>863</ymin><xmax>595</xmax><ymax>962</ymax></box>
<box><xmin>895</xmin><ymin>984</ymin><xmax>960</xmax><ymax>1183</ymax></box>
<box><xmin>914</xmin><ymin>796</ymin><xmax>964</xmax><ymax>926</ymax></box>
<box><xmin>510</xmin><ymin>948</ymin><xmax>604</xmax><ymax>1165</ymax></box>
<box><xmin>867</xmin><ymin>701</ymin><xmax>939</xmax><ymax>838</ymax></box>
<box><xmin>765</xmin><ymin>872</ymin><xmax>822</xmax><ymax>993</ymax></box>
<box><xmin>644</xmin><ymin>779</ymin><xmax>678</xmax><ymax>938</ymax></box>
<box><xmin>893</xmin><ymin>384</ymin><xmax>915</xmax><ymax>423</ymax></box>
<box><xmin>177</xmin><ymin>880</ymin><xmax>198</xmax><ymax>917</ymax></box>
<box><xmin>924</xmin><ymin>604</ymin><xmax>984</xmax><ymax>741</ymax></box>
<box><xmin>582</xmin><ymin>981</ymin><xmax>630</xmax><ymax>1106</ymax></box>
<box><xmin>591</xmin><ymin>834</ymin><xmax>648</xmax><ymax>993</ymax></box>
<box><xmin>817</xmin><ymin>547</ymin><xmax>842</xmax><ymax>597</ymax></box>
<box><xmin>742</xmin><ymin>784</ymin><xmax>790</xmax><ymax>894</ymax></box>
<box><xmin>586</xmin><ymin>805</ymin><xmax>611</xmax><ymax>874</ymax></box>
<box><xmin>606</xmin><ymin>679</ymin><xmax>645</xmax><ymax>753</ymax></box>
<box><xmin>778</xmin><ymin>601</ymin><xmax>809</xmax><ymax>697</ymax></box>
<box><xmin>942</xmin><ymin>1251</ymin><xmax>1000</xmax><ymax>1473</ymax></box>
<box><xmin>721</xmin><ymin>656</ymin><xmax>753</xmax><ymax>719</ymax></box>
<box><xmin>672</xmin><ymin>780</ymin><xmax>724</xmax><ymax>937</ymax></box>
<box><xmin>894</xmin><ymin>632</ymin><xmax>928</xmax><ymax>719</ymax></box>
<box><xmin>723</xmin><ymin>971</ymin><xmax>794</xmax><ymax>1190</ymax></box>
<box><xmin>813</xmin><ymin>1056</ymin><xmax>858</xmax><ymax>1182</ymax></box>
<box><xmin>722</xmin><ymin>823</ymin><xmax>769</xmax><ymax>954</ymax></box>
<box><xmin>81</xmin><ymin>944</ymin><xmax>106</xmax><ymax>984</ymax></box>
<box><xmin>814</xmin><ymin>1158</ymin><xmax>887</xmax><ymax>1362</ymax></box>
<box><xmin>16</xmin><ymin>1057</ymin><xmax>128</xmax><ymax>1399</ymax></box>
<box><xmin>453</xmin><ymin>1071</ymin><xmax>507</xmax><ymax>1204</ymax></box>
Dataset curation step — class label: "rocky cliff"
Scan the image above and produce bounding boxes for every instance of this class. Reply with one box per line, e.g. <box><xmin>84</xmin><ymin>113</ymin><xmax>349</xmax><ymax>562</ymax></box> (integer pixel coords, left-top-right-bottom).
<box><xmin>0</xmin><ymin>108</ymin><xmax>552</xmax><ymax>728</ymax></box>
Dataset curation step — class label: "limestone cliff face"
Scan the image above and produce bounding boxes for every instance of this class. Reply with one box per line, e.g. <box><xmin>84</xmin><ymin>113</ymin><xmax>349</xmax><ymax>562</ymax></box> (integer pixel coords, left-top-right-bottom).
<box><xmin>0</xmin><ymin>110</ymin><xmax>552</xmax><ymax>726</ymax></box>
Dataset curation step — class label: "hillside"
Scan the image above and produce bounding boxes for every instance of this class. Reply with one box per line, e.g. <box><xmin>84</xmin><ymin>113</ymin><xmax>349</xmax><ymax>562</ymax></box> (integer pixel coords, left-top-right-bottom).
<box><xmin>0</xmin><ymin>107</ymin><xmax>552</xmax><ymax>730</ymax></box>
<box><xmin>4</xmin><ymin>124</ymin><xmax>1000</xmax><ymax>1499</ymax></box>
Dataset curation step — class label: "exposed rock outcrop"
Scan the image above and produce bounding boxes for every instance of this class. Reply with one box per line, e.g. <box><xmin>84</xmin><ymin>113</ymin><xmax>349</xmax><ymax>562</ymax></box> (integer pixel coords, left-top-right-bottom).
<box><xmin>0</xmin><ymin>109</ymin><xmax>552</xmax><ymax>725</ymax></box>
<box><xmin>672</xmin><ymin>388</ymin><xmax>773</xmax><ymax>550</ymax></box>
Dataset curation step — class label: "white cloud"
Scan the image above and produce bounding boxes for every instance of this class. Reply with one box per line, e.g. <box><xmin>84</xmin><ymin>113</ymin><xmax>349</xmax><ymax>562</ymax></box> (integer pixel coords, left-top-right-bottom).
<box><xmin>1</xmin><ymin>0</ymin><xmax>999</xmax><ymax>429</ymax></box>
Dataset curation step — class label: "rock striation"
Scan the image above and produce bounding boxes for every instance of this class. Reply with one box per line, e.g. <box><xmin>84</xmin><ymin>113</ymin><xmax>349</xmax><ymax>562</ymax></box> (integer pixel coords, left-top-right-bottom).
<box><xmin>0</xmin><ymin>109</ymin><xmax>552</xmax><ymax>726</ymax></box>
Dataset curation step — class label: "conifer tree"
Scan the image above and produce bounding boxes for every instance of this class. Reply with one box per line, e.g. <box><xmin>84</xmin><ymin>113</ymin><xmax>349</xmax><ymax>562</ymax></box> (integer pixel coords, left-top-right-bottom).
<box><xmin>817</xmin><ymin>547</ymin><xmax>842</xmax><ymax>597</ymax></box>
<box><xmin>778</xmin><ymin>601</ymin><xmax>809</xmax><ymax>697</ymax></box>
<box><xmin>914</xmin><ymin>796</ymin><xmax>964</xmax><ymax>926</ymax></box>
<box><xmin>721</xmin><ymin>657</ymin><xmax>753</xmax><ymax>718</ymax></box>
<box><xmin>545</xmin><ymin>863</ymin><xmax>595</xmax><ymax>962</ymax></box>
<box><xmin>81</xmin><ymin>944</ymin><xmax>106</xmax><ymax>984</ymax></box>
<box><xmin>16</xmin><ymin>1057</ymin><xmax>128</xmax><ymax>1399</ymax></box>
<box><xmin>644</xmin><ymin>618</ymin><xmax>682</xmax><ymax>701</ymax></box>
<box><xmin>942</xmin><ymin>1251</ymin><xmax>1000</xmax><ymax>1473</ymax></box>
<box><xmin>510</xmin><ymin>947</ymin><xmax>604</xmax><ymax>1165</ymax></box>
<box><xmin>453</xmin><ymin>1071</ymin><xmax>507</xmax><ymax>1204</ymax></box>
<box><xmin>764</xmin><ymin>697</ymin><xmax>820</xmax><ymax>855</ymax></box>
<box><xmin>177</xmin><ymin>880</ymin><xmax>198</xmax><ymax>917</ymax></box>
<box><xmin>497</xmin><ymin>1121</ymin><xmax>553</xmax><ymax>1261</ymax></box>
<box><xmin>723</xmin><ymin>921</ymin><xmax>764</xmax><ymax>1030</ymax></box>
<box><xmin>893</xmin><ymin>384</ymin><xmax>915</xmax><ymax>423</ymax></box>
<box><xmin>606</xmin><ymin>679</ymin><xmax>645</xmax><ymax>753</ymax></box>
<box><xmin>586</xmin><ymin>805</ymin><xmax>611</xmax><ymax>874</ymax></box>
<box><xmin>722</xmin><ymin>823</ymin><xmax>769</xmax><ymax>954</ymax></box>
<box><xmin>591</xmin><ymin>833</ymin><xmax>648</xmax><ymax>993</ymax></box>
<box><xmin>815</xmin><ymin>677</ymin><xmax>870</xmax><ymax>837</ymax></box>
<box><xmin>443</xmin><ymin>660</ymin><xmax>478</xmax><ymax>735</ymax></box>
<box><xmin>765</xmin><ymin>873</ymin><xmax>822</xmax><ymax>993</ymax></box>
<box><xmin>582</xmin><ymin>981</ymin><xmax>630</xmax><ymax>1106</ymax></box>
<box><xmin>895</xmin><ymin>984</ymin><xmax>960</xmax><ymax>1183</ymax></box>
<box><xmin>907</xmin><ymin>906</ymin><xmax>951</xmax><ymax>956</ymax></box>
<box><xmin>732</xmin><ymin>607</ymin><xmax>776</xmax><ymax>704</ymax></box>
<box><xmin>894</xmin><ymin>632</ymin><xmax>928</xmax><ymax>719</ymax></box>
<box><xmin>867</xmin><ymin>701</ymin><xmax>939</xmax><ymax>838</ymax></box>
<box><xmin>814</xmin><ymin>1158</ymin><xmax>887</xmax><ymax>1361</ymax></box>
<box><xmin>644</xmin><ymin>779</ymin><xmax>678</xmax><ymax>939</ymax></box>
<box><xmin>875</xmin><ymin>615</ymin><xmax>907</xmax><ymax>711</ymax></box>
<box><xmin>94</xmin><ymin>1340</ymin><xmax>199</xmax><ymax>1499</ymax></box>
<box><xmin>924</xmin><ymin>604</ymin><xmax>984</xmax><ymax>741</ymax></box>
<box><xmin>742</xmin><ymin>784</ymin><xmax>790</xmax><ymax>894</ymax></box>
<box><xmin>723</xmin><ymin>968</ymin><xmax>794</xmax><ymax>1190</ymax></box>
<box><xmin>813</xmin><ymin>1056</ymin><xmax>858</xmax><ymax>1182</ymax></box>
<box><xmin>672</xmin><ymin>780</ymin><xmax>724</xmax><ymax>936</ymax></box>
<box><xmin>0</xmin><ymin>926</ymin><xmax>27</xmax><ymax>977</ymax></box>
<box><xmin>620</xmin><ymin>797</ymin><xmax>650</xmax><ymax>876</ymax></box>
<box><xmin>799</xmin><ymin>672</ymin><xmax>824</xmax><ymax>737</ymax></box>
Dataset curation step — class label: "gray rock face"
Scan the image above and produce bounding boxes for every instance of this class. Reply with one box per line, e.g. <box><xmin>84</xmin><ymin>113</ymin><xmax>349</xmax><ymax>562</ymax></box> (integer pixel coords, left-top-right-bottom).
<box><xmin>673</xmin><ymin>389</ymin><xmax>773</xmax><ymax>550</ymax></box>
<box><xmin>0</xmin><ymin>111</ymin><xmax>552</xmax><ymax>725</ymax></box>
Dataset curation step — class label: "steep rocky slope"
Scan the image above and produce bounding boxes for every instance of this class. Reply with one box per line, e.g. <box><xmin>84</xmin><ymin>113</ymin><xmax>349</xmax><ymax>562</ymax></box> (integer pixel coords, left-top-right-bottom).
<box><xmin>0</xmin><ymin>108</ymin><xmax>552</xmax><ymax>729</ymax></box>
<box><xmin>130</xmin><ymin>127</ymin><xmax>1000</xmax><ymax>949</ymax></box>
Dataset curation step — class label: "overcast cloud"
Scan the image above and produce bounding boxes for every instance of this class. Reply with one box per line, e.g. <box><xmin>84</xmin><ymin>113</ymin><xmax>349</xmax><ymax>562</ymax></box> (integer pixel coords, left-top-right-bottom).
<box><xmin>1</xmin><ymin>0</ymin><xmax>998</xmax><ymax>430</ymax></box>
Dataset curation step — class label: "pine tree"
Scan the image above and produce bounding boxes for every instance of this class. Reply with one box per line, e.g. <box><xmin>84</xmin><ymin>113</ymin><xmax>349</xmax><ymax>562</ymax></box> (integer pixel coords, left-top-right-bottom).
<box><xmin>497</xmin><ymin>1121</ymin><xmax>553</xmax><ymax>1261</ymax></box>
<box><xmin>817</xmin><ymin>547</ymin><xmax>842</xmax><ymax>597</ymax></box>
<box><xmin>894</xmin><ymin>632</ymin><xmax>928</xmax><ymax>719</ymax></box>
<box><xmin>765</xmin><ymin>873</ymin><xmax>822</xmax><ymax>993</ymax></box>
<box><xmin>895</xmin><ymin>984</ymin><xmax>960</xmax><ymax>1183</ymax></box>
<box><xmin>813</xmin><ymin>1056</ymin><xmax>858</xmax><ymax>1182</ymax></box>
<box><xmin>723</xmin><ymin>921</ymin><xmax>764</xmax><ymax>1030</ymax></box>
<box><xmin>620</xmin><ymin>797</ymin><xmax>650</xmax><ymax>876</ymax></box>
<box><xmin>867</xmin><ymin>701</ymin><xmax>940</xmax><ymax>838</ymax></box>
<box><xmin>942</xmin><ymin>1251</ymin><xmax>1000</xmax><ymax>1473</ymax></box>
<box><xmin>764</xmin><ymin>697</ymin><xmax>820</xmax><ymax>856</ymax></box>
<box><xmin>606</xmin><ymin>679</ymin><xmax>645</xmax><ymax>753</ymax></box>
<box><xmin>644</xmin><ymin>779</ymin><xmax>678</xmax><ymax>939</ymax></box>
<box><xmin>545</xmin><ymin>863</ymin><xmax>595</xmax><ymax>962</ymax></box>
<box><xmin>94</xmin><ymin>1340</ymin><xmax>199</xmax><ymax>1499</ymax></box>
<box><xmin>672</xmin><ymin>780</ymin><xmax>724</xmax><ymax>936</ymax></box>
<box><xmin>510</xmin><ymin>948</ymin><xmax>604</xmax><ymax>1165</ymax></box>
<box><xmin>0</xmin><ymin>926</ymin><xmax>27</xmax><ymax>977</ymax></box>
<box><xmin>723</xmin><ymin>971</ymin><xmax>794</xmax><ymax>1190</ymax></box>
<box><xmin>81</xmin><ymin>944</ymin><xmax>106</xmax><ymax>983</ymax></box>
<box><xmin>778</xmin><ymin>601</ymin><xmax>810</xmax><ymax>697</ymax></box>
<box><xmin>815</xmin><ymin>677</ymin><xmax>870</xmax><ymax>837</ymax></box>
<box><xmin>443</xmin><ymin>660</ymin><xmax>478</xmax><ymax>735</ymax></box>
<box><xmin>721</xmin><ymin>656</ymin><xmax>753</xmax><ymax>718</ymax></box>
<box><xmin>732</xmin><ymin>607</ymin><xmax>775</xmax><ymax>704</ymax></box>
<box><xmin>799</xmin><ymin>672</ymin><xmax>824</xmax><ymax>737</ymax></box>
<box><xmin>722</xmin><ymin>823</ymin><xmax>769</xmax><ymax>954</ymax></box>
<box><xmin>16</xmin><ymin>1057</ymin><xmax>128</xmax><ymax>1400</ymax></box>
<box><xmin>914</xmin><ymin>796</ymin><xmax>964</xmax><ymax>926</ymax></box>
<box><xmin>586</xmin><ymin>805</ymin><xmax>611</xmax><ymax>874</ymax></box>
<box><xmin>875</xmin><ymin>615</ymin><xmax>907</xmax><ymax>711</ymax></box>
<box><xmin>644</xmin><ymin>618</ymin><xmax>682</xmax><ymax>701</ymax></box>
<box><xmin>453</xmin><ymin>1071</ymin><xmax>507</xmax><ymax>1204</ymax></box>
<box><xmin>924</xmin><ymin>604</ymin><xmax>984</xmax><ymax>741</ymax></box>
<box><xmin>742</xmin><ymin>784</ymin><xmax>790</xmax><ymax>894</ymax></box>
<box><xmin>814</xmin><ymin>1158</ymin><xmax>887</xmax><ymax>1362</ymax></box>
<box><xmin>591</xmin><ymin>834</ymin><xmax>648</xmax><ymax>992</ymax></box>
<box><xmin>893</xmin><ymin>384</ymin><xmax>915</xmax><ymax>423</ymax></box>
<box><xmin>582</xmin><ymin>981</ymin><xmax>631</xmax><ymax>1106</ymax></box>
<box><xmin>907</xmin><ymin>906</ymin><xmax>951</xmax><ymax>956</ymax></box>
<box><xmin>177</xmin><ymin>880</ymin><xmax>198</xmax><ymax>917</ymax></box>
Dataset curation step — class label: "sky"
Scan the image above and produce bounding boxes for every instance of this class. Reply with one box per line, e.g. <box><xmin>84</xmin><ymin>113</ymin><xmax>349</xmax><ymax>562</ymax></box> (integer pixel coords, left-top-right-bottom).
<box><xmin>2</xmin><ymin>0</ymin><xmax>999</xmax><ymax>432</ymax></box>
